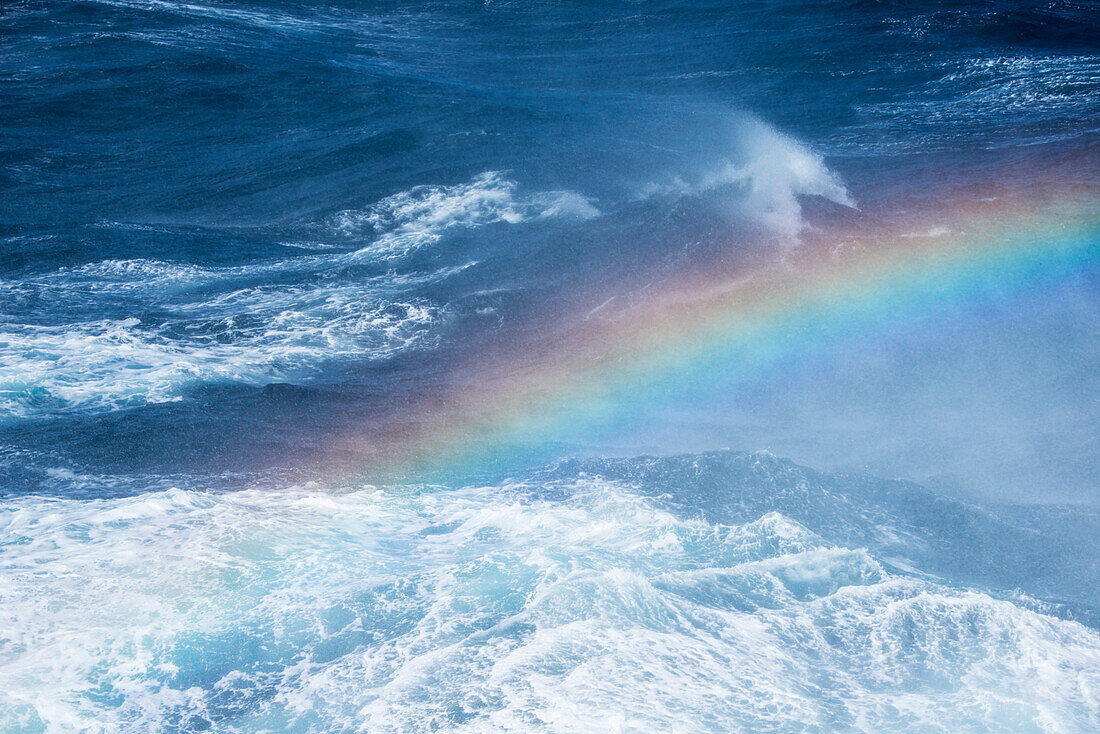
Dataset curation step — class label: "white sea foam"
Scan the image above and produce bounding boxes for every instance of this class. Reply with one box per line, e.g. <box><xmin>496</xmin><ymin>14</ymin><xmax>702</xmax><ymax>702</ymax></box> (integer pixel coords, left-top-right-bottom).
<box><xmin>0</xmin><ymin>255</ymin><xmax>329</xmax><ymax>309</ymax></box>
<box><xmin>0</xmin><ymin>170</ymin><xmax>599</xmax><ymax>416</ymax></box>
<box><xmin>0</xmin><ymin>249</ymin><xmax>484</xmax><ymax>416</ymax></box>
<box><xmin>1</xmin><ymin>478</ymin><xmax>1095</xmax><ymax>732</ymax></box>
<box><xmin>333</xmin><ymin>171</ymin><xmax>600</xmax><ymax>259</ymax></box>
<box><xmin>0</xmin><ymin>290</ymin><xmax>443</xmax><ymax>416</ymax></box>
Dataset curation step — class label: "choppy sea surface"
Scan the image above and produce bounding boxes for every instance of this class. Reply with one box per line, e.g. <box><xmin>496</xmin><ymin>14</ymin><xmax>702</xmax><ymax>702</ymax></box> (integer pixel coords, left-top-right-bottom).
<box><xmin>2</xmin><ymin>1</ymin><xmax>1099</xmax><ymax>731</ymax></box>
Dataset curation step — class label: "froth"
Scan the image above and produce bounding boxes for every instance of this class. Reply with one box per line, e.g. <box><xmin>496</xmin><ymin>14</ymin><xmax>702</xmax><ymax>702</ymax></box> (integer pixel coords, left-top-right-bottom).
<box><xmin>0</xmin><ymin>292</ymin><xmax>442</xmax><ymax>416</ymax></box>
<box><xmin>332</xmin><ymin>172</ymin><xmax>600</xmax><ymax>259</ymax></box>
<box><xmin>1</xmin><ymin>478</ymin><xmax>1096</xmax><ymax>732</ymax></box>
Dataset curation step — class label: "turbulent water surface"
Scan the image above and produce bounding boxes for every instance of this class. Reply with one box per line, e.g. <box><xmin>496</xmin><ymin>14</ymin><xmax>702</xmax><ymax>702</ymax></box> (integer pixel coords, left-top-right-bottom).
<box><xmin>2</xmin><ymin>1</ymin><xmax>1100</xmax><ymax>732</ymax></box>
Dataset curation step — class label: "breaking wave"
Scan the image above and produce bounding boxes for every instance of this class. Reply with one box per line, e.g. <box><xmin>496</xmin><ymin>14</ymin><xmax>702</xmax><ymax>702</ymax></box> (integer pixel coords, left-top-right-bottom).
<box><xmin>331</xmin><ymin>171</ymin><xmax>600</xmax><ymax>260</ymax></box>
<box><xmin>1</xmin><ymin>468</ymin><xmax>1096</xmax><ymax>732</ymax></box>
<box><xmin>639</xmin><ymin>118</ymin><xmax>856</xmax><ymax>241</ymax></box>
<box><xmin>0</xmin><ymin>168</ymin><xmax>603</xmax><ymax>416</ymax></box>
<box><xmin>0</xmin><ymin>296</ymin><xmax>442</xmax><ymax>416</ymax></box>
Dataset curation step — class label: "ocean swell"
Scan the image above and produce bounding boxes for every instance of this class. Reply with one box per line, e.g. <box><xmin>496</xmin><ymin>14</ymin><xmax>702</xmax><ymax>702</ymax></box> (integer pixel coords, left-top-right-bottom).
<box><xmin>1</xmin><ymin>472</ymin><xmax>1096</xmax><ymax>732</ymax></box>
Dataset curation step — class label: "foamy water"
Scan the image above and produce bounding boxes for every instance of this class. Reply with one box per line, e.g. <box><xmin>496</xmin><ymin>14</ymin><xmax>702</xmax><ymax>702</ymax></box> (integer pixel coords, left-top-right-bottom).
<box><xmin>3</xmin><ymin>0</ymin><xmax>1099</xmax><ymax>730</ymax></box>
<box><xmin>3</xmin><ymin>472</ymin><xmax>1096</xmax><ymax>732</ymax></box>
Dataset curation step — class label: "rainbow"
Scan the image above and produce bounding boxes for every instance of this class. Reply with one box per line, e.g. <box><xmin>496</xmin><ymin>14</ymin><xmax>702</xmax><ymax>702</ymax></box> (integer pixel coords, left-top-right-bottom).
<box><xmin>321</xmin><ymin>188</ymin><xmax>1100</xmax><ymax>484</ymax></box>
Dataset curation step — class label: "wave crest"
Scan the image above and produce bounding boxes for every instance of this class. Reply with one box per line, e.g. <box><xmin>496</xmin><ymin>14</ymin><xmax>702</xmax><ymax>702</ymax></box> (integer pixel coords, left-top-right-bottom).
<box><xmin>1</xmin><ymin>476</ymin><xmax>1096</xmax><ymax>732</ymax></box>
<box><xmin>332</xmin><ymin>171</ymin><xmax>600</xmax><ymax>259</ymax></box>
<box><xmin>641</xmin><ymin>117</ymin><xmax>856</xmax><ymax>241</ymax></box>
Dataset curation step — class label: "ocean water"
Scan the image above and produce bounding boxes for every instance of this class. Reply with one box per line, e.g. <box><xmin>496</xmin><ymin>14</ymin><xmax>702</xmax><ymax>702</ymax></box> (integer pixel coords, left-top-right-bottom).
<box><xmin>2</xmin><ymin>1</ymin><xmax>1100</xmax><ymax>731</ymax></box>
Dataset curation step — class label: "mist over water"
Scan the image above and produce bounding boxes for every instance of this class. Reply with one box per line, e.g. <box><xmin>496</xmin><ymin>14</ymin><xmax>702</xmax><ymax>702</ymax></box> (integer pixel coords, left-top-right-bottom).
<box><xmin>2</xmin><ymin>1</ymin><xmax>1099</xmax><ymax>731</ymax></box>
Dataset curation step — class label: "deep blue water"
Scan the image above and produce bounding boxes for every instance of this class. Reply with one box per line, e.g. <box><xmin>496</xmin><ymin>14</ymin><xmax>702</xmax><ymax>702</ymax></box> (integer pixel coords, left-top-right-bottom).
<box><xmin>2</xmin><ymin>1</ymin><xmax>1100</xmax><ymax>731</ymax></box>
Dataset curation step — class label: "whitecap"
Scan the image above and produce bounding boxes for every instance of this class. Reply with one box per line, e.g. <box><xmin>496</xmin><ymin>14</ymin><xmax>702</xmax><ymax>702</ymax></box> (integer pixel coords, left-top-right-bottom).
<box><xmin>0</xmin><ymin>294</ymin><xmax>444</xmax><ymax>416</ymax></box>
<box><xmin>1</xmin><ymin>477</ymin><xmax>1095</xmax><ymax>732</ymax></box>
<box><xmin>640</xmin><ymin>117</ymin><xmax>856</xmax><ymax>243</ymax></box>
<box><xmin>333</xmin><ymin>171</ymin><xmax>600</xmax><ymax>260</ymax></box>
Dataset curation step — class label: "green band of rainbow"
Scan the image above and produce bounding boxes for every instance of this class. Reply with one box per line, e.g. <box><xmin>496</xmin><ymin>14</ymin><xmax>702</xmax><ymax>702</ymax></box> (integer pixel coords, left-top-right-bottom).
<box><xmin>324</xmin><ymin>191</ymin><xmax>1100</xmax><ymax>484</ymax></box>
